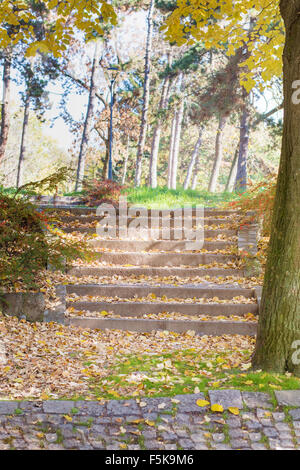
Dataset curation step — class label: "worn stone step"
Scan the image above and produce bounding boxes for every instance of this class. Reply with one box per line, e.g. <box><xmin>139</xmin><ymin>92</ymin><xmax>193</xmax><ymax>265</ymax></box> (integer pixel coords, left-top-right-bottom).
<box><xmin>66</xmin><ymin>284</ymin><xmax>255</xmax><ymax>299</ymax></box>
<box><xmin>93</xmin><ymin>252</ymin><xmax>237</xmax><ymax>267</ymax></box>
<box><xmin>60</xmin><ymin>227</ymin><xmax>237</xmax><ymax>238</ymax></box>
<box><xmin>88</xmin><ymin>239</ymin><xmax>236</xmax><ymax>252</ymax></box>
<box><xmin>68</xmin><ymin>266</ymin><xmax>242</xmax><ymax>278</ymax></box>
<box><xmin>66</xmin><ymin>316</ymin><xmax>257</xmax><ymax>336</ymax></box>
<box><xmin>67</xmin><ymin>301</ymin><xmax>258</xmax><ymax>316</ymax></box>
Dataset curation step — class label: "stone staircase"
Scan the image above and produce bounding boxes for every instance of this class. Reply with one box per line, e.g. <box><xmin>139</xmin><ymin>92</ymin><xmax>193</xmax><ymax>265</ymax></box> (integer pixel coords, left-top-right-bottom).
<box><xmin>46</xmin><ymin>206</ymin><xmax>259</xmax><ymax>336</ymax></box>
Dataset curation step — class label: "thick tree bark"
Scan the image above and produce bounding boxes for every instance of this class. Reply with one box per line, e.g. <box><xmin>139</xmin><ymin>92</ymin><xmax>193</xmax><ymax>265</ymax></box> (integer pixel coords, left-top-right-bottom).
<box><xmin>183</xmin><ymin>126</ymin><xmax>203</xmax><ymax>190</ymax></box>
<box><xmin>167</xmin><ymin>111</ymin><xmax>177</xmax><ymax>189</ymax></box>
<box><xmin>208</xmin><ymin>114</ymin><xmax>227</xmax><ymax>192</ymax></box>
<box><xmin>225</xmin><ymin>144</ymin><xmax>239</xmax><ymax>192</ymax></box>
<box><xmin>75</xmin><ymin>42</ymin><xmax>100</xmax><ymax>191</ymax></box>
<box><xmin>234</xmin><ymin>89</ymin><xmax>250</xmax><ymax>192</ymax></box>
<box><xmin>252</xmin><ymin>0</ymin><xmax>300</xmax><ymax>375</ymax></box>
<box><xmin>149</xmin><ymin>75</ymin><xmax>170</xmax><ymax>188</ymax></box>
<box><xmin>135</xmin><ymin>0</ymin><xmax>155</xmax><ymax>187</ymax></box>
<box><xmin>16</xmin><ymin>94</ymin><xmax>30</xmax><ymax>188</ymax></box>
<box><xmin>0</xmin><ymin>52</ymin><xmax>11</xmax><ymax>162</ymax></box>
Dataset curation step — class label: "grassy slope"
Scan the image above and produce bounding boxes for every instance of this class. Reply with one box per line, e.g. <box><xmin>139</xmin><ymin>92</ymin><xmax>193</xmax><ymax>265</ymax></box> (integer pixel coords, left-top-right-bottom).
<box><xmin>123</xmin><ymin>186</ymin><xmax>239</xmax><ymax>209</ymax></box>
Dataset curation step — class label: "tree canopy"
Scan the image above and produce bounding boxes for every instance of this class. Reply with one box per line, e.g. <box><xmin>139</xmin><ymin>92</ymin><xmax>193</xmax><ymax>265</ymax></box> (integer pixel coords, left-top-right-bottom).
<box><xmin>0</xmin><ymin>0</ymin><xmax>117</xmax><ymax>56</ymax></box>
<box><xmin>162</xmin><ymin>0</ymin><xmax>284</xmax><ymax>91</ymax></box>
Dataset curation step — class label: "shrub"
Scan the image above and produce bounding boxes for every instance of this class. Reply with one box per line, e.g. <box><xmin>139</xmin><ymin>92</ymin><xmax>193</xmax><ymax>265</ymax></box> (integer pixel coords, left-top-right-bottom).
<box><xmin>82</xmin><ymin>179</ymin><xmax>125</xmax><ymax>207</ymax></box>
<box><xmin>226</xmin><ymin>176</ymin><xmax>277</xmax><ymax>237</ymax></box>
<box><xmin>0</xmin><ymin>169</ymin><xmax>91</xmax><ymax>290</ymax></box>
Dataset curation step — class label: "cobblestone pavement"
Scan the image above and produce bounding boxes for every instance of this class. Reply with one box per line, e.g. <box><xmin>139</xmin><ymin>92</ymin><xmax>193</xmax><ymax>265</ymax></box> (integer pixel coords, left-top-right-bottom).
<box><xmin>1</xmin><ymin>390</ymin><xmax>300</xmax><ymax>450</ymax></box>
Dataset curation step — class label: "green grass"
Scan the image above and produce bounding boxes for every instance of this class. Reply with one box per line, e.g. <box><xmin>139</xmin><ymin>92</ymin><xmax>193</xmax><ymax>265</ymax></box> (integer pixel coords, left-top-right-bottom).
<box><xmin>123</xmin><ymin>186</ymin><xmax>239</xmax><ymax>209</ymax></box>
<box><xmin>87</xmin><ymin>349</ymin><xmax>300</xmax><ymax>401</ymax></box>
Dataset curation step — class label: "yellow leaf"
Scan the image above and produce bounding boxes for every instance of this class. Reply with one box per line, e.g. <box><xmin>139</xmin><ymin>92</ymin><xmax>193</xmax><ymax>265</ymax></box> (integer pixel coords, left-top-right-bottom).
<box><xmin>63</xmin><ymin>415</ymin><xmax>72</xmax><ymax>422</ymax></box>
<box><xmin>145</xmin><ymin>419</ymin><xmax>155</xmax><ymax>427</ymax></box>
<box><xmin>211</xmin><ymin>403</ymin><xmax>224</xmax><ymax>413</ymax></box>
<box><xmin>228</xmin><ymin>407</ymin><xmax>240</xmax><ymax>415</ymax></box>
<box><xmin>196</xmin><ymin>399</ymin><xmax>210</xmax><ymax>407</ymax></box>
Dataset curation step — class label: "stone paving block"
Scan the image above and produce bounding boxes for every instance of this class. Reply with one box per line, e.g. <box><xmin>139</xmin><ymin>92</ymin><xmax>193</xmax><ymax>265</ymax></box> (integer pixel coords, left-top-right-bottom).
<box><xmin>208</xmin><ymin>390</ymin><xmax>243</xmax><ymax>409</ymax></box>
<box><xmin>251</xmin><ymin>443</ymin><xmax>267</xmax><ymax>450</ymax></box>
<box><xmin>242</xmin><ymin>392</ymin><xmax>272</xmax><ymax>409</ymax></box>
<box><xmin>288</xmin><ymin>409</ymin><xmax>300</xmax><ymax>420</ymax></box>
<box><xmin>75</xmin><ymin>401</ymin><xmax>107</xmax><ymax>416</ymax></box>
<box><xmin>178</xmin><ymin>439</ymin><xmax>195</xmax><ymax>450</ymax></box>
<box><xmin>43</xmin><ymin>401</ymin><xmax>75</xmax><ymax>414</ymax></box>
<box><xmin>263</xmin><ymin>427</ymin><xmax>279</xmax><ymax>438</ymax></box>
<box><xmin>106</xmin><ymin>399</ymin><xmax>141</xmax><ymax>416</ymax></box>
<box><xmin>173</xmin><ymin>393</ymin><xmax>207</xmax><ymax>414</ymax></box>
<box><xmin>275</xmin><ymin>390</ymin><xmax>300</xmax><ymax>407</ymax></box>
<box><xmin>0</xmin><ymin>401</ymin><xmax>19</xmax><ymax>415</ymax></box>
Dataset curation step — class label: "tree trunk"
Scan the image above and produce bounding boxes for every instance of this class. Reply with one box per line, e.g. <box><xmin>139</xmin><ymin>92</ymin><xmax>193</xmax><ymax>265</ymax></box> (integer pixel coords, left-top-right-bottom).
<box><xmin>16</xmin><ymin>94</ymin><xmax>30</xmax><ymax>188</ymax></box>
<box><xmin>208</xmin><ymin>114</ymin><xmax>227</xmax><ymax>192</ymax></box>
<box><xmin>225</xmin><ymin>144</ymin><xmax>239</xmax><ymax>192</ymax></box>
<box><xmin>170</xmin><ymin>79</ymin><xmax>185</xmax><ymax>190</ymax></box>
<box><xmin>234</xmin><ymin>89</ymin><xmax>250</xmax><ymax>192</ymax></box>
<box><xmin>252</xmin><ymin>0</ymin><xmax>300</xmax><ymax>375</ymax></box>
<box><xmin>75</xmin><ymin>41</ymin><xmax>100</xmax><ymax>191</ymax></box>
<box><xmin>135</xmin><ymin>0</ymin><xmax>155</xmax><ymax>187</ymax></box>
<box><xmin>149</xmin><ymin>75</ymin><xmax>170</xmax><ymax>188</ymax></box>
<box><xmin>183</xmin><ymin>126</ymin><xmax>203</xmax><ymax>190</ymax></box>
<box><xmin>102</xmin><ymin>137</ymin><xmax>110</xmax><ymax>179</ymax></box>
<box><xmin>191</xmin><ymin>154</ymin><xmax>200</xmax><ymax>190</ymax></box>
<box><xmin>0</xmin><ymin>52</ymin><xmax>11</xmax><ymax>162</ymax></box>
<box><xmin>167</xmin><ymin>111</ymin><xmax>177</xmax><ymax>189</ymax></box>
<box><xmin>122</xmin><ymin>136</ymin><xmax>130</xmax><ymax>185</ymax></box>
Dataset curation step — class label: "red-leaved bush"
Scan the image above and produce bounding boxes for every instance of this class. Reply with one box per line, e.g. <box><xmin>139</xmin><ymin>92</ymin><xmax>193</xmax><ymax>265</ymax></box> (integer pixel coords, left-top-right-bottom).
<box><xmin>82</xmin><ymin>179</ymin><xmax>125</xmax><ymax>207</ymax></box>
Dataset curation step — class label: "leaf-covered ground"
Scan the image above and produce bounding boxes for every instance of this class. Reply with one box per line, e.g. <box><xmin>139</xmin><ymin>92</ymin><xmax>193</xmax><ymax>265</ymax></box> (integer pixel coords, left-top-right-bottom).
<box><xmin>1</xmin><ymin>315</ymin><xmax>299</xmax><ymax>402</ymax></box>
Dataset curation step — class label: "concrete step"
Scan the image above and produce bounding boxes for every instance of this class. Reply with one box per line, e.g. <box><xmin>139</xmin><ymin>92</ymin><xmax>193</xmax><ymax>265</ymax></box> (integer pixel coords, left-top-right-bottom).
<box><xmin>60</xmin><ymin>227</ymin><xmax>237</xmax><ymax>238</ymax></box>
<box><xmin>68</xmin><ymin>266</ymin><xmax>242</xmax><ymax>278</ymax></box>
<box><xmin>92</xmin><ymin>252</ymin><xmax>237</xmax><ymax>266</ymax></box>
<box><xmin>66</xmin><ymin>316</ymin><xmax>257</xmax><ymax>336</ymax></box>
<box><xmin>67</xmin><ymin>300</ymin><xmax>258</xmax><ymax>316</ymax></box>
<box><xmin>66</xmin><ymin>284</ymin><xmax>254</xmax><ymax>299</ymax></box>
<box><xmin>88</xmin><ymin>239</ymin><xmax>236</xmax><ymax>252</ymax></box>
<box><xmin>56</xmin><ymin>215</ymin><xmax>236</xmax><ymax>227</ymax></box>
<box><xmin>43</xmin><ymin>206</ymin><xmax>240</xmax><ymax>217</ymax></box>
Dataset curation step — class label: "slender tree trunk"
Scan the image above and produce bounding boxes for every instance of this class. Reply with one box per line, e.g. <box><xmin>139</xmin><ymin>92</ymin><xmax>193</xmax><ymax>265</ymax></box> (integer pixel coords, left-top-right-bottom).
<box><xmin>234</xmin><ymin>89</ymin><xmax>250</xmax><ymax>192</ymax></box>
<box><xmin>170</xmin><ymin>102</ymin><xmax>184</xmax><ymax>190</ymax></box>
<box><xmin>225</xmin><ymin>144</ymin><xmax>239</xmax><ymax>192</ymax></box>
<box><xmin>170</xmin><ymin>79</ymin><xmax>185</xmax><ymax>190</ymax></box>
<box><xmin>183</xmin><ymin>126</ymin><xmax>203</xmax><ymax>190</ymax></box>
<box><xmin>0</xmin><ymin>52</ymin><xmax>11</xmax><ymax>162</ymax></box>
<box><xmin>135</xmin><ymin>0</ymin><xmax>155</xmax><ymax>187</ymax></box>
<box><xmin>252</xmin><ymin>0</ymin><xmax>300</xmax><ymax>375</ymax></box>
<box><xmin>16</xmin><ymin>94</ymin><xmax>30</xmax><ymax>188</ymax></box>
<box><xmin>167</xmin><ymin>111</ymin><xmax>177</xmax><ymax>189</ymax></box>
<box><xmin>122</xmin><ymin>136</ymin><xmax>130</xmax><ymax>185</ymax></box>
<box><xmin>191</xmin><ymin>154</ymin><xmax>200</xmax><ymax>190</ymax></box>
<box><xmin>102</xmin><ymin>137</ymin><xmax>110</xmax><ymax>179</ymax></box>
<box><xmin>75</xmin><ymin>41</ymin><xmax>100</xmax><ymax>191</ymax></box>
<box><xmin>208</xmin><ymin>114</ymin><xmax>227</xmax><ymax>192</ymax></box>
<box><xmin>149</xmin><ymin>75</ymin><xmax>170</xmax><ymax>188</ymax></box>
